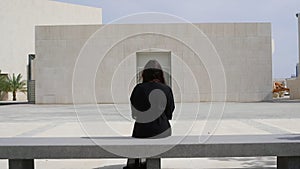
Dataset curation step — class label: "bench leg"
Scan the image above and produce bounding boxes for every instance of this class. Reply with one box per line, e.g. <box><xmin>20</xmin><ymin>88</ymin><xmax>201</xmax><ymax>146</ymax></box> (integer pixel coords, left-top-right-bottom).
<box><xmin>277</xmin><ymin>156</ymin><xmax>300</xmax><ymax>169</ymax></box>
<box><xmin>146</xmin><ymin>158</ymin><xmax>161</xmax><ymax>169</ymax></box>
<box><xmin>9</xmin><ymin>159</ymin><xmax>34</xmax><ymax>169</ymax></box>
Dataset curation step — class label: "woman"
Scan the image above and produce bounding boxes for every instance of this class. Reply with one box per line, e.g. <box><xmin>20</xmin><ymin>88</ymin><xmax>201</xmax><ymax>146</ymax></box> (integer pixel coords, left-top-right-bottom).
<box><xmin>124</xmin><ymin>60</ymin><xmax>175</xmax><ymax>169</ymax></box>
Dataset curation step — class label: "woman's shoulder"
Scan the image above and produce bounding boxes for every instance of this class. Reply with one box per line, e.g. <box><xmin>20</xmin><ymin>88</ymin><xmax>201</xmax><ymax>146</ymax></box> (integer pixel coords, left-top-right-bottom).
<box><xmin>132</xmin><ymin>83</ymin><xmax>143</xmax><ymax>91</ymax></box>
<box><xmin>139</xmin><ymin>82</ymin><xmax>172</xmax><ymax>91</ymax></box>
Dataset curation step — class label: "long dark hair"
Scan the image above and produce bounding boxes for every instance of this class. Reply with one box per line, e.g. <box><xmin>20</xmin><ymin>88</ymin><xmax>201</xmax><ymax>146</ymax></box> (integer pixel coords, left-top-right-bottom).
<box><xmin>142</xmin><ymin>60</ymin><xmax>165</xmax><ymax>84</ymax></box>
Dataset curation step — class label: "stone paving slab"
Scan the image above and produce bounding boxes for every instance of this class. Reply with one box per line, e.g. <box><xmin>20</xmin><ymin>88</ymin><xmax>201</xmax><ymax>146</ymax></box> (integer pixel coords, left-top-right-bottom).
<box><xmin>0</xmin><ymin>157</ymin><xmax>276</xmax><ymax>169</ymax></box>
<box><xmin>1</xmin><ymin>102</ymin><xmax>300</xmax><ymax>122</ymax></box>
<box><xmin>0</xmin><ymin>102</ymin><xmax>299</xmax><ymax>168</ymax></box>
<box><xmin>0</xmin><ymin>158</ymin><xmax>277</xmax><ymax>169</ymax></box>
<box><xmin>0</xmin><ymin>120</ymin><xmax>272</xmax><ymax>137</ymax></box>
<box><xmin>256</xmin><ymin>119</ymin><xmax>300</xmax><ymax>133</ymax></box>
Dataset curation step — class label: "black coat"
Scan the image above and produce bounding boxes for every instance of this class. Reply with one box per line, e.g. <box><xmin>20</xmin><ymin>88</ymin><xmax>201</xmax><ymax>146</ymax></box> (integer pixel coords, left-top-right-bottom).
<box><xmin>130</xmin><ymin>82</ymin><xmax>175</xmax><ymax>138</ymax></box>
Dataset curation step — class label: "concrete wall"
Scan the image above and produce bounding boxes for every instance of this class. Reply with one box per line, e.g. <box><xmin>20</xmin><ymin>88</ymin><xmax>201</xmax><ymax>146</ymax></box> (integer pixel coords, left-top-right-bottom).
<box><xmin>298</xmin><ymin>13</ymin><xmax>300</xmax><ymax>77</ymax></box>
<box><xmin>0</xmin><ymin>0</ymin><xmax>102</xmax><ymax>101</ymax></box>
<box><xmin>35</xmin><ymin>23</ymin><xmax>273</xmax><ymax>104</ymax></box>
<box><xmin>287</xmin><ymin>13</ymin><xmax>300</xmax><ymax>99</ymax></box>
<box><xmin>296</xmin><ymin>63</ymin><xmax>299</xmax><ymax>77</ymax></box>
<box><xmin>287</xmin><ymin>78</ymin><xmax>300</xmax><ymax>99</ymax></box>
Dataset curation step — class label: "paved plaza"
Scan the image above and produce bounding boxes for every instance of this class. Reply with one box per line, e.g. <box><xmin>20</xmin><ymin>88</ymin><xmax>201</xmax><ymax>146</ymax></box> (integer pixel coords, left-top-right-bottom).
<box><xmin>0</xmin><ymin>101</ymin><xmax>299</xmax><ymax>169</ymax></box>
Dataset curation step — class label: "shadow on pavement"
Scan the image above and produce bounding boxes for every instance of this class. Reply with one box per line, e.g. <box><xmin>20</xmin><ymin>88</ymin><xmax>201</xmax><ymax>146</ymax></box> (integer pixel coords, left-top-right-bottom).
<box><xmin>93</xmin><ymin>164</ymin><xmax>124</xmax><ymax>169</ymax></box>
<box><xmin>209</xmin><ymin>157</ymin><xmax>276</xmax><ymax>168</ymax></box>
<box><xmin>94</xmin><ymin>166</ymin><xmax>276</xmax><ymax>169</ymax></box>
<box><xmin>0</xmin><ymin>101</ymin><xmax>29</xmax><ymax>106</ymax></box>
<box><xmin>92</xmin><ymin>160</ymin><xmax>276</xmax><ymax>169</ymax></box>
<box><xmin>278</xmin><ymin>135</ymin><xmax>300</xmax><ymax>140</ymax></box>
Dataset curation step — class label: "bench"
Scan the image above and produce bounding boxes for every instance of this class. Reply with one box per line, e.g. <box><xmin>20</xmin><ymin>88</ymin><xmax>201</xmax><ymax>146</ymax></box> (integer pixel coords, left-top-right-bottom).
<box><xmin>0</xmin><ymin>134</ymin><xmax>300</xmax><ymax>169</ymax></box>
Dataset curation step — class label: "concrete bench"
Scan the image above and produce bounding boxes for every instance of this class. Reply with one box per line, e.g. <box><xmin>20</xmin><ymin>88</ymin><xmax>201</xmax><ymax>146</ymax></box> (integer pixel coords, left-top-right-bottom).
<box><xmin>0</xmin><ymin>134</ymin><xmax>300</xmax><ymax>169</ymax></box>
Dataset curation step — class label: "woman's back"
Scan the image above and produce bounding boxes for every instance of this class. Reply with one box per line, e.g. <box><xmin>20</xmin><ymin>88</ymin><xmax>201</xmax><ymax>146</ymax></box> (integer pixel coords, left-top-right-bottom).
<box><xmin>130</xmin><ymin>81</ymin><xmax>175</xmax><ymax>138</ymax></box>
<box><xmin>124</xmin><ymin>60</ymin><xmax>175</xmax><ymax>169</ymax></box>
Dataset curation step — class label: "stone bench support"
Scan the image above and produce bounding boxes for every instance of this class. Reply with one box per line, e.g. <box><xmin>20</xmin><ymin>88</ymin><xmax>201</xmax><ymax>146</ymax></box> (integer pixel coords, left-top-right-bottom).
<box><xmin>9</xmin><ymin>159</ymin><xmax>34</xmax><ymax>169</ymax></box>
<box><xmin>277</xmin><ymin>156</ymin><xmax>300</xmax><ymax>169</ymax></box>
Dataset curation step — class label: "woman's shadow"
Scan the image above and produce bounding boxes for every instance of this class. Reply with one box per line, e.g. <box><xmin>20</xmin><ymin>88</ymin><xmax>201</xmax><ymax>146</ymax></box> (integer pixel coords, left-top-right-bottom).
<box><xmin>93</xmin><ymin>164</ymin><xmax>124</xmax><ymax>169</ymax></box>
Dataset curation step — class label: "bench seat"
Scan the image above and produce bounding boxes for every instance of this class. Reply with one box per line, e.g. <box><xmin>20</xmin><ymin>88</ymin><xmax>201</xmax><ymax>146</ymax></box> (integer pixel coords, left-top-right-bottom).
<box><xmin>0</xmin><ymin>134</ymin><xmax>299</xmax><ymax>169</ymax></box>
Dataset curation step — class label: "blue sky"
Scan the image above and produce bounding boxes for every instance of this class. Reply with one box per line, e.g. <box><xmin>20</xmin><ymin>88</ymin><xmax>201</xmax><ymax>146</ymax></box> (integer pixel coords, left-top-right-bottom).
<box><xmin>56</xmin><ymin>0</ymin><xmax>300</xmax><ymax>78</ymax></box>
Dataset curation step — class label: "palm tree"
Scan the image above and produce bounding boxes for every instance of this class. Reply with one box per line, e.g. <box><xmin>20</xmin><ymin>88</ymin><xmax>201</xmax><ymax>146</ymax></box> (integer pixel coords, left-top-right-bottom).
<box><xmin>6</xmin><ymin>73</ymin><xmax>26</xmax><ymax>101</ymax></box>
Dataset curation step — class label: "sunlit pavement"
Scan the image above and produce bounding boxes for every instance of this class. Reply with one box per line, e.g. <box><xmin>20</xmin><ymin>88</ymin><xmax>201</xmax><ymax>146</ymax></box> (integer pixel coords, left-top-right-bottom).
<box><xmin>0</xmin><ymin>101</ymin><xmax>299</xmax><ymax>169</ymax></box>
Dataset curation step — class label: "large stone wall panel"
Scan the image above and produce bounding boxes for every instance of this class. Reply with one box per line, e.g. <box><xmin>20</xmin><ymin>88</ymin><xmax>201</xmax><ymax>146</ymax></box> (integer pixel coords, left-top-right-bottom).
<box><xmin>35</xmin><ymin>23</ymin><xmax>272</xmax><ymax>103</ymax></box>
